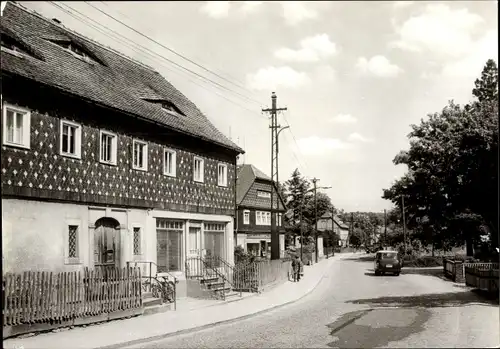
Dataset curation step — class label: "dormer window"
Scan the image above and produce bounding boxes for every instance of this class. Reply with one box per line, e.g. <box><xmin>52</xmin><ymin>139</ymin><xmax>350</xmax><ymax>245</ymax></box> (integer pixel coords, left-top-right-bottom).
<box><xmin>1</xmin><ymin>35</ymin><xmax>32</xmax><ymax>58</ymax></box>
<box><xmin>142</xmin><ymin>99</ymin><xmax>185</xmax><ymax>117</ymax></box>
<box><xmin>48</xmin><ymin>39</ymin><xmax>100</xmax><ymax>64</ymax></box>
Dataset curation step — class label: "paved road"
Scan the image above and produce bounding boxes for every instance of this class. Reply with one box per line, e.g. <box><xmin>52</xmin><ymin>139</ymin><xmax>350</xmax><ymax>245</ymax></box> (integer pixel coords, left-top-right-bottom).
<box><xmin>127</xmin><ymin>254</ymin><xmax>500</xmax><ymax>348</ymax></box>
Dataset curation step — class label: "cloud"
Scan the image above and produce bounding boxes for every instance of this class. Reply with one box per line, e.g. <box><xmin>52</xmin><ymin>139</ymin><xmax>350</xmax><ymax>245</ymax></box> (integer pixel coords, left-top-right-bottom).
<box><xmin>297</xmin><ymin>136</ymin><xmax>352</xmax><ymax>156</ymax></box>
<box><xmin>246</xmin><ymin>66</ymin><xmax>310</xmax><ymax>91</ymax></box>
<box><xmin>330</xmin><ymin>114</ymin><xmax>357</xmax><ymax>124</ymax></box>
<box><xmin>200</xmin><ymin>1</ymin><xmax>230</xmax><ymax>19</ymax></box>
<box><xmin>348</xmin><ymin>132</ymin><xmax>372</xmax><ymax>143</ymax></box>
<box><xmin>390</xmin><ymin>4</ymin><xmax>484</xmax><ymax>58</ymax></box>
<box><xmin>393</xmin><ymin>1</ymin><xmax>414</xmax><ymax>8</ymax></box>
<box><xmin>356</xmin><ymin>55</ymin><xmax>403</xmax><ymax>78</ymax></box>
<box><xmin>441</xmin><ymin>30</ymin><xmax>498</xmax><ymax>78</ymax></box>
<box><xmin>281</xmin><ymin>2</ymin><xmax>319</xmax><ymax>25</ymax></box>
<box><xmin>240</xmin><ymin>1</ymin><xmax>263</xmax><ymax>14</ymax></box>
<box><xmin>315</xmin><ymin>65</ymin><xmax>336</xmax><ymax>82</ymax></box>
<box><xmin>274</xmin><ymin>34</ymin><xmax>337</xmax><ymax>62</ymax></box>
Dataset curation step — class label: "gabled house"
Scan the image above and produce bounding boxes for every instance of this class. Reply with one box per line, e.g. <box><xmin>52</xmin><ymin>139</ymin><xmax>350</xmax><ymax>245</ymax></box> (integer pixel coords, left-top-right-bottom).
<box><xmin>234</xmin><ymin>164</ymin><xmax>287</xmax><ymax>258</ymax></box>
<box><xmin>317</xmin><ymin>212</ymin><xmax>350</xmax><ymax>247</ymax></box>
<box><xmin>1</xmin><ymin>2</ymin><xmax>244</xmax><ymax>298</ymax></box>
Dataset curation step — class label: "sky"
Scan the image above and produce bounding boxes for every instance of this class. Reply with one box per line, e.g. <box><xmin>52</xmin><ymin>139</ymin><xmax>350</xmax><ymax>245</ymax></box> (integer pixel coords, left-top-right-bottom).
<box><xmin>15</xmin><ymin>1</ymin><xmax>499</xmax><ymax>213</ymax></box>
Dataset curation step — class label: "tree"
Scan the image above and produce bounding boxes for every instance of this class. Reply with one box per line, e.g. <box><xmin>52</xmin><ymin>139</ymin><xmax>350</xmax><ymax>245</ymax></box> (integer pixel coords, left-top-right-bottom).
<box><xmin>383</xmin><ymin>59</ymin><xmax>499</xmax><ymax>257</ymax></box>
<box><xmin>472</xmin><ymin>59</ymin><xmax>498</xmax><ymax>103</ymax></box>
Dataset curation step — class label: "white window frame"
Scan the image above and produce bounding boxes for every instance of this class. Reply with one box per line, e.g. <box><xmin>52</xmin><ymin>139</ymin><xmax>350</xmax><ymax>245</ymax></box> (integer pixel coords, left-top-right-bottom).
<box><xmin>132</xmin><ymin>139</ymin><xmax>148</xmax><ymax>171</ymax></box>
<box><xmin>132</xmin><ymin>225</ymin><xmax>143</xmax><ymax>256</ymax></box>
<box><xmin>243</xmin><ymin>210</ymin><xmax>250</xmax><ymax>225</ymax></box>
<box><xmin>257</xmin><ymin>190</ymin><xmax>271</xmax><ymax>199</ymax></box>
<box><xmin>277</xmin><ymin>213</ymin><xmax>282</xmax><ymax>227</ymax></box>
<box><xmin>59</xmin><ymin>119</ymin><xmax>82</xmax><ymax>159</ymax></box>
<box><xmin>99</xmin><ymin>130</ymin><xmax>118</xmax><ymax>165</ymax></box>
<box><xmin>163</xmin><ymin>148</ymin><xmax>177</xmax><ymax>177</ymax></box>
<box><xmin>256</xmin><ymin>211</ymin><xmax>271</xmax><ymax>226</ymax></box>
<box><xmin>193</xmin><ymin>156</ymin><xmax>204</xmax><ymax>183</ymax></box>
<box><xmin>2</xmin><ymin>103</ymin><xmax>31</xmax><ymax>149</ymax></box>
<box><xmin>64</xmin><ymin>219</ymin><xmax>82</xmax><ymax>265</ymax></box>
<box><xmin>217</xmin><ymin>163</ymin><xmax>228</xmax><ymax>187</ymax></box>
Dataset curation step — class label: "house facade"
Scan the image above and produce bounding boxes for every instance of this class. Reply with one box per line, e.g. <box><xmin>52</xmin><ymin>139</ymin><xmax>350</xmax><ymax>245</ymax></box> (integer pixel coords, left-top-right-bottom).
<box><xmin>317</xmin><ymin>212</ymin><xmax>350</xmax><ymax>247</ymax></box>
<box><xmin>1</xmin><ymin>2</ymin><xmax>243</xmax><ymax>295</ymax></box>
<box><xmin>234</xmin><ymin>164</ymin><xmax>286</xmax><ymax>258</ymax></box>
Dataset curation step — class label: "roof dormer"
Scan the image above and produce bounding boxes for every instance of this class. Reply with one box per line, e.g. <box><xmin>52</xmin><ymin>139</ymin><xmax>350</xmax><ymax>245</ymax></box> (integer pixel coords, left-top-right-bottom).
<box><xmin>47</xmin><ymin>39</ymin><xmax>103</xmax><ymax>65</ymax></box>
<box><xmin>0</xmin><ymin>31</ymin><xmax>42</xmax><ymax>60</ymax></box>
<box><xmin>143</xmin><ymin>98</ymin><xmax>185</xmax><ymax>117</ymax></box>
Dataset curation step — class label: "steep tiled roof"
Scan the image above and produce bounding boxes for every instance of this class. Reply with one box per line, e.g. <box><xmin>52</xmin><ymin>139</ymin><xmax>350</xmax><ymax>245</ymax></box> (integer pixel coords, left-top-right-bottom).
<box><xmin>319</xmin><ymin>212</ymin><xmax>349</xmax><ymax>229</ymax></box>
<box><xmin>1</xmin><ymin>2</ymin><xmax>243</xmax><ymax>153</ymax></box>
<box><xmin>236</xmin><ymin>164</ymin><xmax>286</xmax><ymax>210</ymax></box>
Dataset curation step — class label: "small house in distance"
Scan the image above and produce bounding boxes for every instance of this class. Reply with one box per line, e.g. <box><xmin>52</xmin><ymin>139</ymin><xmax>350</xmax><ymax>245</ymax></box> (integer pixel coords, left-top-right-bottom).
<box><xmin>234</xmin><ymin>164</ymin><xmax>287</xmax><ymax>258</ymax></box>
<box><xmin>317</xmin><ymin>212</ymin><xmax>350</xmax><ymax>247</ymax></box>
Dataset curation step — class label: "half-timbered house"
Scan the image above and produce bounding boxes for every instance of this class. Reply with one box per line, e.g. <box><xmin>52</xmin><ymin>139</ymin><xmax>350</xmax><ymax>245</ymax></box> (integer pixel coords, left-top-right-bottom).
<box><xmin>1</xmin><ymin>2</ymin><xmax>244</xmax><ymax>298</ymax></box>
<box><xmin>234</xmin><ymin>164</ymin><xmax>287</xmax><ymax>258</ymax></box>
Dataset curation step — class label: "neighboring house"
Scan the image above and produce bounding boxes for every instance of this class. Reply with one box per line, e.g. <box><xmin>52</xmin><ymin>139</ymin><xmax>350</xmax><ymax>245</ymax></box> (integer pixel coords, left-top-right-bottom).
<box><xmin>1</xmin><ymin>2</ymin><xmax>244</xmax><ymax>296</ymax></box>
<box><xmin>234</xmin><ymin>164</ymin><xmax>287</xmax><ymax>258</ymax></box>
<box><xmin>317</xmin><ymin>212</ymin><xmax>350</xmax><ymax>247</ymax></box>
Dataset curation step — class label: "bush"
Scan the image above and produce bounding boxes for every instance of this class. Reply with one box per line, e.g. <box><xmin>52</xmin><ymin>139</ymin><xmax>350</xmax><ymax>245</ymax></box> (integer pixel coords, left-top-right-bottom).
<box><xmin>234</xmin><ymin>246</ymin><xmax>256</xmax><ymax>265</ymax></box>
<box><xmin>403</xmin><ymin>256</ymin><xmax>443</xmax><ymax>268</ymax></box>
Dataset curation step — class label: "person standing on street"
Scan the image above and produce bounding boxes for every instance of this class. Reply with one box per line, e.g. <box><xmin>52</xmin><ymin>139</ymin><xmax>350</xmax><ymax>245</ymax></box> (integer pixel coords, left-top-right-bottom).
<box><xmin>292</xmin><ymin>255</ymin><xmax>303</xmax><ymax>282</ymax></box>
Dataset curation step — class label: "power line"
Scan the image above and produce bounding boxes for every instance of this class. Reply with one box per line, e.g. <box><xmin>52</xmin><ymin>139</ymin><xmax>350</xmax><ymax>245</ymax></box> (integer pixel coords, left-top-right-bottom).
<box><xmin>96</xmin><ymin>0</ymin><xmax>261</xmax><ymax>101</ymax></box>
<box><xmin>47</xmin><ymin>2</ymin><xmax>268</xmax><ymax>121</ymax></box>
<box><xmin>84</xmin><ymin>1</ymin><xmax>265</xmax><ymax>107</ymax></box>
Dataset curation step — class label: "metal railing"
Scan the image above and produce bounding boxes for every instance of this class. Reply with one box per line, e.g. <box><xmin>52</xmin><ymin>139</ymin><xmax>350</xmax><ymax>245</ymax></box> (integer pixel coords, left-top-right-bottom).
<box><xmin>185</xmin><ymin>256</ymin><xmax>238</xmax><ymax>300</ymax></box>
<box><xmin>233</xmin><ymin>258</ymin><xmax>292</xmax><ymax>293</ymax></box>
<box><xmin>126</xmin><ymin>261</ymin><xmax>177</xmax><ymax>310</ymax></box>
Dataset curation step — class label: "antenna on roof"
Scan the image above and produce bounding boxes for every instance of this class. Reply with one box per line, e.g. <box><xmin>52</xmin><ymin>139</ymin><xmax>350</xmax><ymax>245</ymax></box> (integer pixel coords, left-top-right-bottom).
<box><xmin>52</xmin><ymin>18</ymin><xmax>61</xmax><ymax>24</ymax></box>
<box><xmin>229</xmin><ymin>126</ymin><xmax>232</xmax><ymax>141</ymax></box>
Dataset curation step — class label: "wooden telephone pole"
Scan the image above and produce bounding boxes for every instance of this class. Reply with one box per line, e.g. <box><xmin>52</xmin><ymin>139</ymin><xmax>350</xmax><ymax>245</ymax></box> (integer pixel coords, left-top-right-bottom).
<box><xmin>262</xmin><ymin>92</ymin><xmax>287</xmax><ymax>260</ymax></box>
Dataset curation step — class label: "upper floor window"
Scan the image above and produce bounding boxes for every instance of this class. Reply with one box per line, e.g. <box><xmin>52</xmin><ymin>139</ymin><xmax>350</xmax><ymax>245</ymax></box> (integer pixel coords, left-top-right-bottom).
<box><xmin>2</xmin><ymin>103</ymin><xmax>31</xmax><ymax>149</ymax></box>
<box><xmin>193</xmin><ymin>156</ymin><xmax>204</xmax><ymax>183</ymax></box>
<box><xmin>99</xmin><ymin>130</ymin><xmax>117</xmax><ymax>165</ymax></box>
<box><xmin>243</xmin><ymin>210</ymin><xmax>250</xmax><ymax>225</ymax></box>
<box><xmin>218</xmin><ymin>163</ymin><xmax>228</xmax><ymax>187</ymax></box>
<box><xmin>132</xmin><ymin>139</ymin><xmax>148</xmax><ymax>171</ymax></box>
<box><xmin>257</xmin><ymin>190</ymin><xmax>271</xmax><ymax>199</ymax></box>
<box><xmin>60</xmin><ymin>120</ymin><xmax>82</xmax><ymax>159</ymax></box>
<box><xmin>277</xmin><ymin>213</ymin><xmax>282</xmax><ymax>227</ymax></box>
<box><xmin>163</xmin><ymin>148</ymin><xmax>176</xmax><ymax>177</ymax></box>
<box><xmin>256</xmin><ymin>211</ymin><xmax>271</xmax><ymax>226</ymax></box>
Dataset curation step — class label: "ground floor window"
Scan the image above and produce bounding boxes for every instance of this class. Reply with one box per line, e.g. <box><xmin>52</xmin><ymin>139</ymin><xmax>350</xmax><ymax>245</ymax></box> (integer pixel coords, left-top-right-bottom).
<box><xmin>156</xmin><ymin>219</ymin><xmax>183</xmax><ymax>272</ymax></box>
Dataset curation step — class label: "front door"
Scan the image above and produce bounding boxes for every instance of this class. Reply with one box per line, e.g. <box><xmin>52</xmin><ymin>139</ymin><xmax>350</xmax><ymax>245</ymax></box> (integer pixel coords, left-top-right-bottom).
<box><xmin>94</xmin><ymin>217</ymin><xmax>121</xmax><ymax>271</ymax></box>
<box><xmin>186</xmin><ymin>224</ymin><xmax>202</xmax><ymax>276</ymax></box>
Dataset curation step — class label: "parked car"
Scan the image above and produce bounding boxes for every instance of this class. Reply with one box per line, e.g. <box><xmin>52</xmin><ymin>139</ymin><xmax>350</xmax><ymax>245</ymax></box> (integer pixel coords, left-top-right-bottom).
<box><xmin>373</xmin><ymin>250</ymin><xmax>402</xmax><ymax>276</ymax></box>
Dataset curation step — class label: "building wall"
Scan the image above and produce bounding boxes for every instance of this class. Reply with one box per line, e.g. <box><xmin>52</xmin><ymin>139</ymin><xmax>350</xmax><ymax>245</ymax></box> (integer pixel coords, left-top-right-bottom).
<box><xmin>239</xmin><ymin>179</ymin><xmax>285</xmax><ymax>211</ymax></box>
<box><xmin>236</xmin><ymin>207</ymin><xmax>284</xmax><ymax>233</ymax></box>
<box><xmin>1</xmin><ymin>80</ymin><xmax>237</xmax><ymax>216</ymax></box>
<box><xmin>2</xmin><ymin>198</ymin><xmax>90</xmax><ymax>273</ymax></box>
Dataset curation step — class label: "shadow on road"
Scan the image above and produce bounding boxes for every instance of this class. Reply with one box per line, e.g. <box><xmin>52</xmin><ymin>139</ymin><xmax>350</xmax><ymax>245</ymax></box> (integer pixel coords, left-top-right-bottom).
<box><xmin>347</xmin><ymin>291</ymin><xmax>499</xmax><ymax>308</ymax></box>
<box><xmin>401</xmin><ymin>267</ymin><xmax>448</xmax><ymax>280</ymax></box>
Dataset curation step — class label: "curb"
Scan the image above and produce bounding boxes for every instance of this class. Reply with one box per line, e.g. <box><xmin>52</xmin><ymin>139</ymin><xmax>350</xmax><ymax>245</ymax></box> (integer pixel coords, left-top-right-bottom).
<box><xmin>97</xmin><ymin>257</ymin><xmax>337</xmax><ymax>349</ymax></box>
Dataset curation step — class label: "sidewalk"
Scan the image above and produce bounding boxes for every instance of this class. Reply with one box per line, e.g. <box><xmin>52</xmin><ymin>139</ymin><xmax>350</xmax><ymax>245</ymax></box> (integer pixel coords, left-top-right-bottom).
<box><xmin>4</xmin><ymin>255</ymin><xmax>340</xmax><ymax>349</ymax></box>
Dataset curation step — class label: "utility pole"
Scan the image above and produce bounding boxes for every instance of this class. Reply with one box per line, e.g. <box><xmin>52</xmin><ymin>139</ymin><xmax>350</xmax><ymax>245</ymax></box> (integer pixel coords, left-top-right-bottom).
<box><xmin>313</xmin><ymin>178</ymin><xmax>319</xmax><ymax>263</ymax></box>
<box><xmin>384</xmin><ymin>209</ymin><xmax>387</xmax><ymax>249</ymax></box>
<box><xmin>348</xmin><ymin>212</ymin><xmax>354</xmax><ymax>248</ymax></box>
<box><xmin>402</xmin><ymin>196</ymin><xmax>407</xmax><ymax>256</ymax></box>
<box><xmin>300</xmin><ymin>196</ymin><xmax>304</xmax><ymax>262</ymax></box>
<box><xmin>331</xmin><ymin>206</ymin><xmax>335</xmax><ymax>256</ymax></box>
<box><xmin>262</xmin><ymin>92</ymin><xmax>287</xmax><ymax>260</ymax></box>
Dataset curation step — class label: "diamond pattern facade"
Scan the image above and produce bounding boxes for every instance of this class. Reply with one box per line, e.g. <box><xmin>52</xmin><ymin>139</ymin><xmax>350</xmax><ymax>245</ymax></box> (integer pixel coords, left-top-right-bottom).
<box><xmin>1</xmin><ymin>110</ymin><xmax>236</xmax><ymax>215</ymax></box>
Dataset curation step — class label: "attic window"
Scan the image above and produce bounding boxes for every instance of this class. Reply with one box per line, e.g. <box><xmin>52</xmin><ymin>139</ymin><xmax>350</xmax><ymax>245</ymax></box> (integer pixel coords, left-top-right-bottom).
<box><xmin>1</xmin><ymin>35</ymin><xmax>32</xmax><ymax>58</ymax></box>
<box><xmin>49</xmin><ymin>40</ymin><xmax>97</xmax><ymax>63</ymax></box>
<box><xmin>143</xmin><ymin>99</ymin><xmax>185</xmax><ymax>117</ymax></box>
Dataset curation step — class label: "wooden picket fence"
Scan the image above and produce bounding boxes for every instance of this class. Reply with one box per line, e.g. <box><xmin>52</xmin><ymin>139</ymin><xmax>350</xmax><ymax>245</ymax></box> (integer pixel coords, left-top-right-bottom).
<box><xmin>3</xmin><ymin>267</ymin><xmax>142</xmax><ymax>326</ymax></box>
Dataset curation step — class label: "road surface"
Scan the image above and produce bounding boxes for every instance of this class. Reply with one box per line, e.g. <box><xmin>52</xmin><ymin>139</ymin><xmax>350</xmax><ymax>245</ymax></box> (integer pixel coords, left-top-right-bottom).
<box><xmin>126</xmin><ymin>254</ymin><xmax>500</xmax><ymax>348</ymax></box>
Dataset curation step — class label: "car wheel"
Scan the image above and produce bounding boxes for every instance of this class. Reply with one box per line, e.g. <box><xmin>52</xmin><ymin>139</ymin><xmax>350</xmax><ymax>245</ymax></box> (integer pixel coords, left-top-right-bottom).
<box><xmin>374</xmin><ymin>270</ymin><xmax>380</xmax><ymax>276</ymax></box>
<box><xmin>395</xmin><ymin>272</ymin><xmax>400</xmax><ymax>276</ymax></box>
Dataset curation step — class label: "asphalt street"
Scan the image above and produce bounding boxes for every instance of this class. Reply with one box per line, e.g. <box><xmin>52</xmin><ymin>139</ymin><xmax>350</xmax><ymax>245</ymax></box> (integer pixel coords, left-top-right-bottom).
<box><xmin>126</xmin><ymin>254</ymin><xmax>500</xmax><ymax>348</ymax></box>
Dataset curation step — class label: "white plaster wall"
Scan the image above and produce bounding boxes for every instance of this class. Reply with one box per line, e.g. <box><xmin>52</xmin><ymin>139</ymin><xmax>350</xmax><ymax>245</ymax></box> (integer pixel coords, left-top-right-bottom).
<box><xmin>318</xmin><ymin>237</ymin><xmax>324</xmax><ymax>257</ymax></box>
<box><xmin>2</xmin><ymin>198</ymin><xmax>89</xmax><ymax>273</ymax></box>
